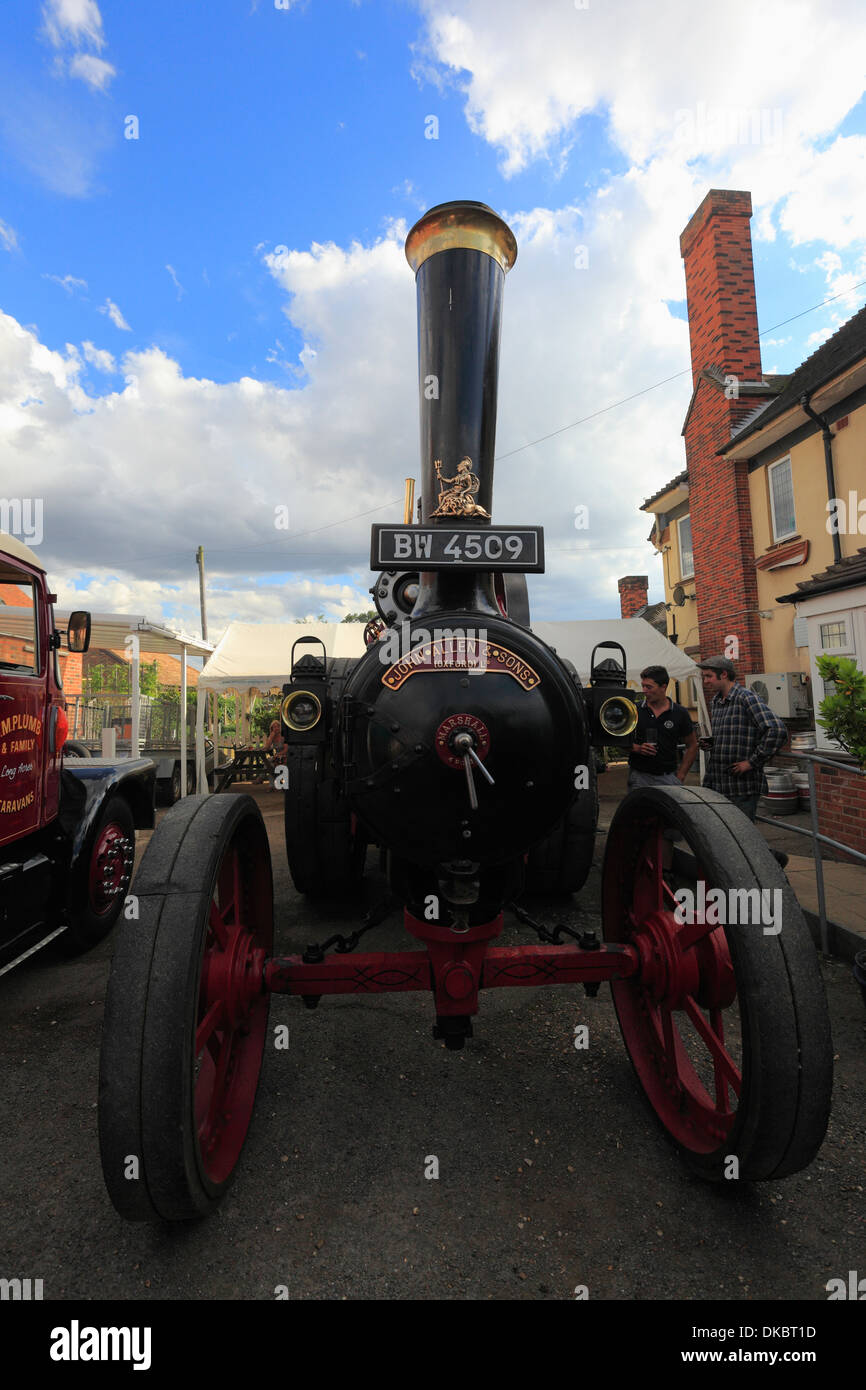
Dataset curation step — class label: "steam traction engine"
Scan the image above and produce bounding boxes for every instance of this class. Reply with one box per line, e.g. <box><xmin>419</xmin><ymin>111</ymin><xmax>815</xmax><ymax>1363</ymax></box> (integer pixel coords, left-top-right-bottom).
<box><xmin>98</xmin><ymin>202</ymin><xmax>832</xmax><ymax>1222</ymax></box>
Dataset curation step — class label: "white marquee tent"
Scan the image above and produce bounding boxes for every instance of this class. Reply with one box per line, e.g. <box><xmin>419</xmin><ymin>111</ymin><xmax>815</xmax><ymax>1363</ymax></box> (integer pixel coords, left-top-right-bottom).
<box><xmin>195</xmin><ymin>617</ymin><xmax>709</xmax><ymax>792</ymax></box>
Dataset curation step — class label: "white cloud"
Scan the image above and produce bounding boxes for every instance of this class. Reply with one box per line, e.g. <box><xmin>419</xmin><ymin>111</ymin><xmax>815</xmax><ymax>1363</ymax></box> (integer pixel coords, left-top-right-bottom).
<box><xmin>805</xmin><ymin>326</ymin><xmax>836</xmax><ymax>349</ymax></box>
<box><xmin>778</xmin><ymin>136</ymin><xmax>866</xmax><ymax>248</ymax></box>
<box><xmin>0</xmin><ymin>219</ymin><xmax>18</xmax><ymax>252</ymax></box>
<box><xmin>98</xmin><ymin>297</ymin><xmax>131</xmax><ymax>331</ymax></box>
<box><xmin>412</xmin><ymin>0</ymin><xmax>866</xmax><ymax>281</ymax></box>
<box><xmin>81</xmin><ymin>340</ymin><xmax>116</xmax><ymax>373</ymax></box>
<box><xmin>43</xmin><ymin>272</ymin><xmax>88</xmax><ymax>293</ymax></box>
<box><xmin>0</xmin><ymin>89</ymin><xmax>112</xmax><ymax>195</ymax></box>
<box><xmin>415</xmin><ymin>0</ymin><xmax>866</xmax><ymax>178</ymax></box>
<box><xmin>3</xmin><ymin>0</ymin><xmax>863</xmax><ymax>636</ymax></box>
<box><xmin>41</xmin><ymin>0</ymin><xmax>115</xmax><ymax>92</ymax></box>
<box><xmin>166</xmin><ymin>264</ymin><xmax>185</xmax><ymax>299</ymax></box>
<box><xmin>68</xmin><ymin>52</ymin><xmax>116</xmax><ymax>91</ymax></box>
<box><xmin>0</xmin><ymin>188</ymin><xmax>688</xmax><ymax>630</ymax></box>
<box><xmin>41</xmin><ymin>0</ymin><xmax>106</xmax><ymax>52</ymax></box>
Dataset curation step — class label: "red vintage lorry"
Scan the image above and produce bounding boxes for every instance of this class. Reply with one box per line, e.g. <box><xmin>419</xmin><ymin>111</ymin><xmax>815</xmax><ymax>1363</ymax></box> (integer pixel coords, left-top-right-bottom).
<box><xmin>0</xmin><ymin>532</ymin><xmax>155</xmax><ymax>975</ymax></box>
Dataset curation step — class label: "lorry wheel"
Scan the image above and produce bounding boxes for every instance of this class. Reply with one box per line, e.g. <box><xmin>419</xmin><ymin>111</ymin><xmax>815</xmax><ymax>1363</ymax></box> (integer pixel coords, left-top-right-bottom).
<box><xmin>63</xmin><ymin>796</ymin><xmax>136</xmax><ymax>952</ymax></box>
<box><xmin>186</xmin><ymin>763</ymin><xmax>196</xmax><ymax>796</ymax></box>
<box><xmin>603</xmin><ymin>784</ymin><xmax>833</xmax><ymax>1180</ymax></box>
<box><xmin>98</xmin><ymin>793</ymin><xmax>273</xmax><ymax>1220</ymax></box>
<box><xmin>155</xmin><ymin>764</ymin><xmax>182</xmax><ymax>806</ymax></box>
<box><xmin>64</xmin><ymin>740</ymin><xmax>91</xmax><ymax>758</ymax></box>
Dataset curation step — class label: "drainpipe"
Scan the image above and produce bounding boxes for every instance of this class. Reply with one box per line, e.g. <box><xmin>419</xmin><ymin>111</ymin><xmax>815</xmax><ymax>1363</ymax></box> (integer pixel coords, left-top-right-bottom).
<box><xmin>661</xmin><ymin>539</ymin><xmax>677</xmax><ymax>644</ymax></box>
<box><xmin>800</xmin><ymin>392</ymin><xmax>842</xmax><ymax>565</ymax></box>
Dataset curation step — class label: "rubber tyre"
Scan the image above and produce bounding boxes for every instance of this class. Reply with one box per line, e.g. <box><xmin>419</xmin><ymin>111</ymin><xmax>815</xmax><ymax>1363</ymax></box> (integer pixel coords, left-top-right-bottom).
<box><xmin>63</xmin><ymin>795</ymin><xmax>135</xmax><ymax>953</ymax></box>
<box><xmin>64</xmin><ymin>740</ymin><xmax>91</xmax><ymax>758</ymax></box>
<box><xmin>603</xmin><ymin>784</ymin><xmax>833</xmax><ymax>1181</ymax></box>
<box><xmin>98</xmin><ymin>793</ymin><xmax>273</xmax><ymax>1220</ymax></box>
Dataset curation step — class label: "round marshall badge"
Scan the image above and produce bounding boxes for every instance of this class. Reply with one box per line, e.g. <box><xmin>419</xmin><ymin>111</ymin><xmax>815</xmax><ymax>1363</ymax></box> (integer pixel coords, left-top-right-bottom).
<box><xmin>434</xmin><ymin>713</ymin><xmax>491</xmax><ymax>771</ymax></box>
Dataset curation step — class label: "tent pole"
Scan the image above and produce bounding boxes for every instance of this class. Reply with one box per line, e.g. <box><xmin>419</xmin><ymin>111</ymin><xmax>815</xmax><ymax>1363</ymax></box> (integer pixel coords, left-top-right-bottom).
<box><xmin>694</xmin><ymin>675</ymin><xmax>712</xmax><ymax>782</ymax></box>
<box><xmin>130</xmin><ymin>632</ymin><xmax>140</xmax><ymax>761</ymax></box>
<box><xmin>179</xmin><ymin>644</ymin><xmax>188</xmax><ymax>797</ymax></box>
<box><xmin>196</xmin><ymin>684</ymin><xmax>207</xmax><ymax>795</ymax></box>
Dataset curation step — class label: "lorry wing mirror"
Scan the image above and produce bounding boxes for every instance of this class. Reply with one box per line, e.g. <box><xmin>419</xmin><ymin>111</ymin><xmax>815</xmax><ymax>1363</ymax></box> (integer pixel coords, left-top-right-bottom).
<box><xmin>67</xmin><ymin>611</ymin><xmax>92</xmax><ymax>653</ymax></box>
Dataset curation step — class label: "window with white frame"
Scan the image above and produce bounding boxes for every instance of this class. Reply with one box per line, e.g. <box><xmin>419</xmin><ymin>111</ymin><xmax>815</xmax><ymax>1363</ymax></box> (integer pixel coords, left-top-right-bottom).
<box><xmin>768</xmin><ymin>457</ymin><xmax>796</xmax><ymax>541</ymax></box>
<box><xmin>817</xmin><ymin>613</ymin><xmax>853</xmax><ymax>697</ymax></box>
<box><xmin>819</xmin><ymin>618</ymin><xmax>848</xmax><ymax>650</ymax></box>
<box><xmin>677</xmin><ymin>514</ymin><xmax>694</xmax><ymax>580</ymax></box>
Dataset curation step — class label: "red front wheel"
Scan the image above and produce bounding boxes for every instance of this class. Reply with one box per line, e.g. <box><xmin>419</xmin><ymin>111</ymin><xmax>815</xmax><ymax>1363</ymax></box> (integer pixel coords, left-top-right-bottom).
<box><xmin>63</xmin><ymin>795</ymin><xmax>135</xmax><ymax>952</ymax></box>
<box><xmin>603</xmin><ymin>785</ymin><xmax>832</xmax><ymax>1181</ymax></box>
<box><xmin>98</xmin><ymin>794</ymin><xmax>273</xmax><ymax>1220</ymax></box>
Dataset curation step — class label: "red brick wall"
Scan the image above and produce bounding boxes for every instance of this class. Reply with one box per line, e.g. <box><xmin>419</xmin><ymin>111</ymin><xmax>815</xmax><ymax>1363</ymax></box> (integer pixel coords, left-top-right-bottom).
<box><xmin>618</xmin><ymin>575</ymin><xmax>649</xmax><ymax>619</ymax></box>
<box><xmin>58</xmin><ymin>651</ymin><xmax>83</xmax><ymax>695</ymax></box>
<box><xmin>0</xmin><ymin>635</ymin><xmax>31</xmax><ymax>664</ymax></box>
<box><xmin>813</xmin><ymin>762</ymin><xmax>866</xmax><ymax>862</ymax></box>
<box><xmin>679</xmin><ymin>190</ymin><xmax>772</xmax><ymax>672</ymax></box>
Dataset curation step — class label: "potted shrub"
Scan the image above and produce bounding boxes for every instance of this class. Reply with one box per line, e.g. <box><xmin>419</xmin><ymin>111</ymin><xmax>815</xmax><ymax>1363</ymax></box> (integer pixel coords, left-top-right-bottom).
<box><xmin>815</xmin><ymin>655</ymin><xmax>866</xmax><ymax>769</ymax></box>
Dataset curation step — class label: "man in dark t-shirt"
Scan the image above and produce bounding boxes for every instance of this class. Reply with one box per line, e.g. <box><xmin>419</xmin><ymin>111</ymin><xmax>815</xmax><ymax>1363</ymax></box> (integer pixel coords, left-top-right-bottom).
<box><xmin>627</xmin><ymin>665</ymin><xmax>698</xmax><ymax>789</ymax></box>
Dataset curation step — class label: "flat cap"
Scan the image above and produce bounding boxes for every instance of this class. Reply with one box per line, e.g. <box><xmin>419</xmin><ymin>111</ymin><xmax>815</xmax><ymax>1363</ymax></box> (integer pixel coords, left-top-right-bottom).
<box><xmin>696</xmin><ymin>655</ymin><xmax>736</xmax><ymax>677</ymax></box>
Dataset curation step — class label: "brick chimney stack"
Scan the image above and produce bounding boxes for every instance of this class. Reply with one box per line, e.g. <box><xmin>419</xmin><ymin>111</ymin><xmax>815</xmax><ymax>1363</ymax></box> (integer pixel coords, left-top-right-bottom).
<box><xmin>618</xmin><ymin>575</ymin><xmax>649</xmax><ymax>619</ymax></box>
<box><xmin>679</xmin><ymin>190</ymin><xmax>769</xmax><ymax>673</ymax></box>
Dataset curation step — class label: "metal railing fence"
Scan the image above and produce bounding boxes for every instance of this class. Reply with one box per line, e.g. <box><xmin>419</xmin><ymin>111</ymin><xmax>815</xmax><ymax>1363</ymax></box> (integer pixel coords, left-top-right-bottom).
<box><xmin>757</xmin><ymin>749</ymin><xmax>866</xmax><ymax>954</ymax></box>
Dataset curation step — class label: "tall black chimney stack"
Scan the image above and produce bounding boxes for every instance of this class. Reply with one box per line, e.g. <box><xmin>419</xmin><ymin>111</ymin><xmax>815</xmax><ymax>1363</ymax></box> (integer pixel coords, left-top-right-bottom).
<box><xmin>404</xmin><ymin>201</ymin><xmax>517</xmax><ymax>617</ymax></box>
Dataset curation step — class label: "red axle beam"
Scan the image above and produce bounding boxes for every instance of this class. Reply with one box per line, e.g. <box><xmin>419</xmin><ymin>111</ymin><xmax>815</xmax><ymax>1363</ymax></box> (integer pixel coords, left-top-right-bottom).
<box><xmin>263</xmin><ymin>940</ymin><xmax>640</xmax><ymax>1005</ymax></box>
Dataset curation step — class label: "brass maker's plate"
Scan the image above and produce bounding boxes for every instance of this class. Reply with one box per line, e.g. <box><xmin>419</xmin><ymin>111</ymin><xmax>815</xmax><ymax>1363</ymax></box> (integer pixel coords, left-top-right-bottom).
<box><xmin>382</xmin><ymin>639</ymin><xmax>540</xmax><ymax>691</ymax></box>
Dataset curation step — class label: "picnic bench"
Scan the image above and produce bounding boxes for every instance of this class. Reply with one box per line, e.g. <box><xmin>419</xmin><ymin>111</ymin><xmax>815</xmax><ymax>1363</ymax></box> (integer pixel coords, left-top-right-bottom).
<box><xmin>214</xmin><ymin>746</ymin><xmax>274</xmax><ymax>791</ymax></box>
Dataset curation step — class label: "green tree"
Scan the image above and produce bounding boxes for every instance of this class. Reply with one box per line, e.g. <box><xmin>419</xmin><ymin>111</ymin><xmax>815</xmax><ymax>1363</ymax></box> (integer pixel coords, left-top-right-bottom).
<box><xmin>251</xmin><ymin>699</ymin><xmax>282</xmax><ymax>738</ymax></box>
<box><xmin>341</xmin><ymin>610</ymin><xmax>377</xmax><ymax>623</ymax></box>
<box><xmin>86</xmin><ymin>662</ymin><xmax>105</xmax><ymax>696</ymax></box>
<box><xmin>140</xmin><ymin>660</ymin><xmax>160</xmax><ymax>697</ymax></box>
<box><xmin>816</xmin><ymin>655</ymin><xmax>866</xmax><ymax>767</ymax></box>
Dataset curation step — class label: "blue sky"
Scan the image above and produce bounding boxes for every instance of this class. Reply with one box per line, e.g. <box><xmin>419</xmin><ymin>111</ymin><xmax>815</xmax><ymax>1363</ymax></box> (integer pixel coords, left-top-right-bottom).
<box><xmin>1</xmin><ymin>0</ymin><xmax>865</xmax><ymax>638</ymax></box>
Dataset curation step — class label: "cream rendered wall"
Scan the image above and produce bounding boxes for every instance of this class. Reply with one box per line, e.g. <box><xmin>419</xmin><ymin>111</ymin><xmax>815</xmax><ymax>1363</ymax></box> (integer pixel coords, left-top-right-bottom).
<box><xmin>664</xmin><ymin>512</ymin><xmax>700</xmax><ymax>653</ymax></box>
<box><xmin>751</xmin><ymin>408</ymin><xmax>866</xmax><ymax>677</ymax></box>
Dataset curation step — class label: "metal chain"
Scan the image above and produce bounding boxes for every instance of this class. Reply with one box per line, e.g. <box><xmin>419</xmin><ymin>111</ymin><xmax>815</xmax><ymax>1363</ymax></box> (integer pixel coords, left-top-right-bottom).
<box><xmin>302</xmin><ymin>897</ymin><xmax>598</xmax><ymax>960</ymax></box>
<box><xmin>302</xmin><ymin>894</ymin><xmax>398</xmax><ymax>963</ymax></box>
<box><xmin>508</xmin><ymin>899</ymin><xmax>597</xmax><ymax>948</ymax></box>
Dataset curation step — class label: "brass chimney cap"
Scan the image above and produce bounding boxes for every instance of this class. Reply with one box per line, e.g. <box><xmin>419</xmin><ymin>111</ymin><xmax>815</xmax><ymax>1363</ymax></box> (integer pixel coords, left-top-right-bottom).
<box><xmin>405</xmin><ymin>200</ymin><xmax>517</xmax><ymax>274</ymax></box>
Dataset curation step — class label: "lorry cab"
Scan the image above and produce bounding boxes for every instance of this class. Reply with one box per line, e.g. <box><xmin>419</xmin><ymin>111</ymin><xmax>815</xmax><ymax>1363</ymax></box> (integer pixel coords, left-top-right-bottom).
<box><xmin>0</xmin><ymin>532</ymin><xmax>155</xmax><ymax>975</ymax></box>
<box><xmin>0</xmin><ymin>534</ymin><xmax>74</xmax><ymax>844</ymax></box>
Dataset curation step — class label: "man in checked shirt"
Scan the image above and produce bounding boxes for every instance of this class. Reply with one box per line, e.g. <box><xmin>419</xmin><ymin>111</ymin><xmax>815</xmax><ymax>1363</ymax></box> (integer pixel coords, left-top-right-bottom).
<box><xmin>696</xmin><ymin>654</ymin><xmax>788</xmax><ymax>821</ymax></box>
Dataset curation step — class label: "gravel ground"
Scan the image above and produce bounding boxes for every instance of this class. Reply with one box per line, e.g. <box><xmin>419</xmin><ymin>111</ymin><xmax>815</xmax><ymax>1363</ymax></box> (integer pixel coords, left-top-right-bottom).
<box><xmin>1</xmin><ymin>784</ymin><xmax>864</xmax><ymax>1303</ymax></box>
